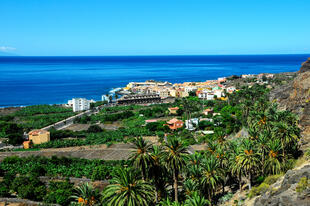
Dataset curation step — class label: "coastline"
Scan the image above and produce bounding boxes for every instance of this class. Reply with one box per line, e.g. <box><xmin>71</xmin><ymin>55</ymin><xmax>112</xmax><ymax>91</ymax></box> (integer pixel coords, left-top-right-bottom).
<box><xmin>0</xmin><ymin>70</ymin><xmax>297</xmax><ymax>109</ymax></box>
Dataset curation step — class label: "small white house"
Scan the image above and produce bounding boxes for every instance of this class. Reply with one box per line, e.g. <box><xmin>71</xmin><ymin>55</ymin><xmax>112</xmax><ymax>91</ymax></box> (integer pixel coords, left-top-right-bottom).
<box><xmin>185</xmin><ymin>118</ymin><xmax>199</xmax><ymax>131</ymax></box>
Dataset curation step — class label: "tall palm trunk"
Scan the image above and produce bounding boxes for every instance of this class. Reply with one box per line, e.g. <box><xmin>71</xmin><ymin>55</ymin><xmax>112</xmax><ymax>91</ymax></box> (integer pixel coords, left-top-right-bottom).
<box><xmin>248</xmin><ymin>172</ymin><xmax>252</xmax><ymax>190</ymax></box>
<box><xmin>173</xmin><ymin>170</ymin><xmax>178</xmax><ymax>202</ymax></box>
<box><xmin>281</xmin><ymin>138</ymin><xmax>285</xmax><ymax>157</ymax></box>
<box><xmin>155</xmin><ymin>190</ymin><xmax>158</xmax><ymax>203</ymax></box>
<box><xmin>208</xmin><ymin>189</ymin><xmax>212</xmax><ymax>206</ymax></box>
<box><xmin>141</xmin><ymin>164</ymin><xmax>145</xmax><ymax>181</ymax></box>
<box><xmin>261</xmin><ymin>151</ymin><xmax>265</xmax><ymax>174</ymax></box>
<box><xmin>239</xmin><ymin>173</ymin><xmax>242</xmax><ymax>192</ymax></box>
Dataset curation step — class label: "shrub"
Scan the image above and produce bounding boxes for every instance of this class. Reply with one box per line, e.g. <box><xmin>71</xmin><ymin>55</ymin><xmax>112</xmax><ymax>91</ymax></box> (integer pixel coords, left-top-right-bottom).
<box><xmin>296</xmin><ymin>177</ymin><xmax>310</xmax><ymax>193</ymax></box>
<box><xmin>0</xmin><ymin>182</ymin><xmax>10</xmax><ymax>197</ymax></box>
<box><xmin>264</xmin><ymin>174</ymin><xmax>283</xmax><ymax>185</ymax></box>
<box><xmin>218</xmin><ymin>192</ymin><xmax>233</xmax><ymax>204</ymax></box>
<box><xmin>44</xmin><ymin>180</ymin><xmax>74</xmax><ymax>205</ymax></box>
<box><xmin>87</xmin><ymin>125</ymin><xmax>103</xmax><ymax>133</ymax></box>
<box><xmin>11</xmin><ymin>175</ymin><xmax>47</xmax><ymax>201</ymax></box>
<box><xmin>91</xmin><ymin>165</ymin><xmax>109</xmax><ymax>180</ymax></box>
<box><xmin>305</xmin><ymin>148</ymin><xmax>310</xmax><ymax>160</ymax></box>
<box><xmin>248</xmin><ymin>183</ymin><xmax>269</xmax><ymax>199</ymax></box>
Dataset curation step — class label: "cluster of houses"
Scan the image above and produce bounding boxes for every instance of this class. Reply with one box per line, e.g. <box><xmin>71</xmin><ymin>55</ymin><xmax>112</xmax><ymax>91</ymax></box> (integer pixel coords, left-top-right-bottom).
<box><xmin>123</xmin><ymin>78</ymin><xmax>237</xmax><ymax>101</ymax></box>
<box><xmin>145</xmin><ymin>106</ymin><xmax>218</xmax><ymax>133</ymax></box>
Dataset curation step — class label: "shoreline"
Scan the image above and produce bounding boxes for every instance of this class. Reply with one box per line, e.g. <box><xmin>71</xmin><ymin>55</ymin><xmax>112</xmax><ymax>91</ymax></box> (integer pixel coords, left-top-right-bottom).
<box><xmin>0</xmin><ymin>71</ymin><xmax>297</xmax><ymax>109</ymax></box>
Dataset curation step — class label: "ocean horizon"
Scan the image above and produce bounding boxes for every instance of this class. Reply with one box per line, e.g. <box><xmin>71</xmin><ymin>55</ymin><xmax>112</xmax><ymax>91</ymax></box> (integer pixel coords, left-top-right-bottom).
<box><xmin>0</xmin><ymin>54</ymin><xmax>309</xmax><ymax>107</ymax></box>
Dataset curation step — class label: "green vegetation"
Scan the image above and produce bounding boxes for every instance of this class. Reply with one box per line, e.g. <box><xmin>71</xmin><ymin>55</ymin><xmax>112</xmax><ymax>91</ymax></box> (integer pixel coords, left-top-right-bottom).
<box><xmin>102</xmin><ymin>167</ymin><xmax>155</xmax><ymax>206</ymax></box>
<box><xmin>296</xmin><ymin>177</ymin><xmax>310</xmax><ymax>193</ymax></box>
<box><xmin>0</xmin><ymin>105</ymin><xmax>76</xmax><ymax>143</ymax></box>
<box><xmin>248</xmin><ymin>174</ymin><xmax>282</xmax><ymax>199</ymax></box>
<box><xmin>248</xmin><ymin>183</ymin><xmax>269</xmax><ymax>199</ymax></box>
<box><xmin>0</xmin><ymin>84</ymin><xmax>303</xmax><ymax>205</ymax></box>
<box><xmin>44</xmin><ymin>180</ymin><xmax>74</xmax><ymax>205</ymax></box>
<box><xmin>0</xmin><ymin>156</ymin><xmax>128</xmax><ymax>180</ymax></box>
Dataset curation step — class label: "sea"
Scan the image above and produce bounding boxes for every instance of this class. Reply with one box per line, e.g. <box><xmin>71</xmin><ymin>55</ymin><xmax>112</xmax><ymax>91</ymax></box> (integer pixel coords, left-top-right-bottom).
<box><xmin>0</xmin><ymin>54</ymin><xmax>309</xmax><ymax>107</ymax></box>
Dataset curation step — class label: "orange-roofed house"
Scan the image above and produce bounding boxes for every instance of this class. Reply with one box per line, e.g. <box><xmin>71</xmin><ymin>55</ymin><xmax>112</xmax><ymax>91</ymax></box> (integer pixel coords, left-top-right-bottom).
<box><xmin>28</xmin><ymin>129</ymin><xmax>50</xmax><ymax>145</ymax></box>
<box><xmin>168</xmin><ymin>107</ymin><xmax>179</xmax><ymax>114</ymax></box>
<box><xmin>165</xmin><ymin>118</ymin><xmax>184</xmax><ymax>130</ymax></box>
<box><xmin>203</xmin><ymin>108</ymin><xmax>214</xmax><ymax>116</ymax></box>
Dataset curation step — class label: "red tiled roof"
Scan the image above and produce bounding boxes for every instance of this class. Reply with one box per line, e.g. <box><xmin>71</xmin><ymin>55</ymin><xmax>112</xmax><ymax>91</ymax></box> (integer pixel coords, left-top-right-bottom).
<box><xmin>145</xmin><ymin>119</ymin><xmax>158</xmax><ymax>123</ymax></box>
<box><xmin>167</xmin><ymin>118</ymin><xmax>182</xmax><ymax>124</ymax></box>
<box><xmin>28</xmin><ymin>129</ymin><xmax>49</xmax><ymax>135</ymax></box>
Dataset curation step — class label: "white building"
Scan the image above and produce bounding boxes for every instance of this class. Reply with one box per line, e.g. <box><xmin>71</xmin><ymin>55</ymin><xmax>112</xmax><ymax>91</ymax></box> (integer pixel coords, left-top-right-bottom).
<box><xmin>184</xmin><ymin>86</ymin><xmax>197</xmax><ymax>93</ymax></box>
<box><xmin>102</xmin><ymin>95</ymin><xmax>111</xmax><ymax>103</ymax></box>
<box><xmin>242</xmin><ymin>74</ymin><xmax>255</xmax><ymax>78</ymax></box>
<box><xmin>185</xmin><ymin>118</ymin><xmax>199</xmax><ymax>130</ymax></box>
<box><xmin>198</xmin><ymin>91</ymin><xmax>215</xmax><ymax>100</ymax></box>
<box><xmin>213</xmin><ymin>90</ymin><xmax>223</xmax><ymax>98</ymax></box>
<box><xmin>69</xmin><ymin>98</ymin><xmax>91</xmax><ymax>112</ymax></box>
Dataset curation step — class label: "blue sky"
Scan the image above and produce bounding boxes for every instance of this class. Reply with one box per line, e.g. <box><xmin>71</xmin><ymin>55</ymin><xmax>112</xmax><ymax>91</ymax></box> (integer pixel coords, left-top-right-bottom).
<box><xmin>1</xmin><ymin>0</ymin><xmax>310</xmax><ymax>56</ymax></box>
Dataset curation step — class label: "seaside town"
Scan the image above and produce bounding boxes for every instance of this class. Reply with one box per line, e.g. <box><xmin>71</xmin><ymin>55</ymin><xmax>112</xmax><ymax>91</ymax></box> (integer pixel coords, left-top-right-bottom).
<box><xmin>64</xmin><ymin>72</ymin><xmax>276</xmax><ymax>113</ymax></box>
<box><xmin>0</xmin><ymin>64</ymin><xmax>309</xmax><ymax>206</ymax></box>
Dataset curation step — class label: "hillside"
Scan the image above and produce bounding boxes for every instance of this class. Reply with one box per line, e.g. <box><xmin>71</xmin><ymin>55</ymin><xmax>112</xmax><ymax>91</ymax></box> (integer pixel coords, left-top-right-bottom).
<box><xmin>249</xmin><ymin>57</ymin><xmax>310</xmax><ymax>206</ymax></box>
<box><xmin>270</xmin><ymin>57</ymin><xmax>310</xmax><ymax>150</ymax></box>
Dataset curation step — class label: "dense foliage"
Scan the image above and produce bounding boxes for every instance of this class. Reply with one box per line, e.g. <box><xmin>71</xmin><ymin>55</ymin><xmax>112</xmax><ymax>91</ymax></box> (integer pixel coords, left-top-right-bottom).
<box><xmin>0</xmin><ymin>156</ymin><xmax>128</xmax><ymax>180</ymax></box>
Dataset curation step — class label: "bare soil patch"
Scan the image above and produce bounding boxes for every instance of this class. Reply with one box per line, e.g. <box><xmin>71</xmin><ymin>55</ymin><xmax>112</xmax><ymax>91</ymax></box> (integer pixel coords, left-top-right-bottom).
<box><xmin>65</xmin><ymin>123</ymin><xmax>90</xmax><ymax>131</ymax></box>
<box><xmin>0</xmin><ymin>107</ymin><xmax>20</xmax><ymax>116</ymax></box>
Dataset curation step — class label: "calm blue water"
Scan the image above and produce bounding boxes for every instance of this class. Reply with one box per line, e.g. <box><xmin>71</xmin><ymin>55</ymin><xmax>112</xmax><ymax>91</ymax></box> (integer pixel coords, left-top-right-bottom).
<box><xmin>0</xmin><ymin>55</ymin><xmax>309</xmax><ymax>107</ymax></box>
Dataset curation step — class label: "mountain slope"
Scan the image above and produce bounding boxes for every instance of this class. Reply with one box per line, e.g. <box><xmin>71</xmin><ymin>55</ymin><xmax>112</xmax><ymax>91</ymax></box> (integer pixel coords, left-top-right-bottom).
<box><xmin>270</xmin><ymin>57</ymin><xmax>310</xmax><ymax>150</ymax></box>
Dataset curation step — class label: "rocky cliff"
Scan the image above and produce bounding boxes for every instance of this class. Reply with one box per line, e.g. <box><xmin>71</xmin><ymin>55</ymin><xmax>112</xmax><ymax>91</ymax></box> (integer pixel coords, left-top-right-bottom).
<box><xmin>253</xmin><ymin>58</ymin><xmax>310</xmax><ymax>206</ymax></box>
<box><xmin>270</xmin><ymin>57</ymin><xmax>310</xmax><ymax>150</ymax></box>
<box><xmin>254</xmin><ymin>163</ymin><xmax>310</xmax><ymax>206</ymax></box>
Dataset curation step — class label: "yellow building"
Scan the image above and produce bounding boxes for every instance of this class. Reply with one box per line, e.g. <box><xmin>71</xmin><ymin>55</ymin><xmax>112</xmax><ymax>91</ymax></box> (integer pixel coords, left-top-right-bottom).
<box><xmin>169</xmin><ymin>89</ymin><xmax>177</xmax><ymax>97</ymax></box>
<box><xmin>28</xmin><ymin>129</ymin><xmax>50</xmax><ymax>144</ymax></box>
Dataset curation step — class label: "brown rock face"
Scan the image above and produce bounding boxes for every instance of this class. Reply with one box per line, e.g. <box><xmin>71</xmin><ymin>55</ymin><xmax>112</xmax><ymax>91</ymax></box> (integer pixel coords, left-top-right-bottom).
<box><xmin>270</xmin><ymin>57</ymin><xmax>310</xmax><ymax>149</ymax></box>
<box><xmin>299</xmin><ymin>57</ymin><xmax>310</xmax><ymax>73</ymax></box>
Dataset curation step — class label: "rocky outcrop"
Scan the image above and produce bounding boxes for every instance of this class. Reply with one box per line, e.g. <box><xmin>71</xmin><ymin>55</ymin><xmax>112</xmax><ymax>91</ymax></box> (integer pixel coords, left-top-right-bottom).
<box><xmin>299</xmin><ymin>57</ymin><xmax>310</xmax><ymax>73</ymax></box>
<box><xmin>270</xmin><ymin>57</ymin><xmax>310</xmax><ymax>150</ymax></box>
<box><xmin>254</xmin><ymin>164</ymin><xmax>310</xmax><ymax>206</ymax></box>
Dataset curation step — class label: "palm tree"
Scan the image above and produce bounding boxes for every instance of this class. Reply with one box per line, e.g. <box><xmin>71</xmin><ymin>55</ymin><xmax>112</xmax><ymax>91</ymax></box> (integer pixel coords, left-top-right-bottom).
<box><xmin>230</xmin><ymin>152</ymin><xmax>244</xmax><ymax>191</ymax></box>
<box><xmin>130</xmin><ymin>137</ymin><xmax>153</xmax><ymax>180</ymax></box>
<box><xmin>187</xmin><ymin>165</ymin><xmax>203</xmax><ymax>183</ymax></box>
<box><xmin>215</xmin><ymin>146</ymin><xmax>228</xmax><ymax>194</ymax></box>
<box><xmin>161</xmin><ymin>137</ymin><xmax>189</xmax><ymax>202</ymax></box>
<box><xmin>257</xmin><ymin>131</ymin><xmax>271</xmax><ymax>172</ymax></box>
<box><xmin>228</xmin><ymin>140</ymin><xmax>244</xmax><ymax>191</ymax></box>
<box><xmin>272</xmin><ymin>122</ymin><xmax>298</xmax><ymax>157</ymax></box>
<box><xmin>185</xmin><ymin>191</ymin><xmax>210</xmax><ymax>206</ymax></box>
<box><xmin>71</xmin><ymin>183</ymin><xmax>98</xmax><ymax>206</ymax></box>
<box><xmin>201</xmin><ymin>155</ymin><xmax>224</xmax><ymax>205</ymax></box>
<box><xmin>187</xmin><ymin>152</ymin><xmax>203</xmax><ymax>167</ymax></box>
<box><xmin>264</xmin><ymin>139</ymin><xmax>283</xmax><ymax>175</ymax></box>
<box><xmin>102</xmin><ymin>167</ymin><xmax>155</xmax><ymax>206</ymax></box>
<box><xmin>238</xmin><ymin>138</ymin><xmax>261</xmax><ymax>190</ymax></box>
<box><xmin>108</xmin><ymin>95</ymin><xmax>113</xmax><ymax>103</ymax></box>
<box><xmin>149</xmin><ymin>145</ymin><xmax>167</xmax><ymax>203</ymax></box>
<box><xmin>160</xmin><ymin>198</ymin><xmax>183</xmax><ymax>206</ymax></box>
<box><xmin>183</xmin><ymin>179</ymin><xmax>200</xmax><ymax>196</ymax></box>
